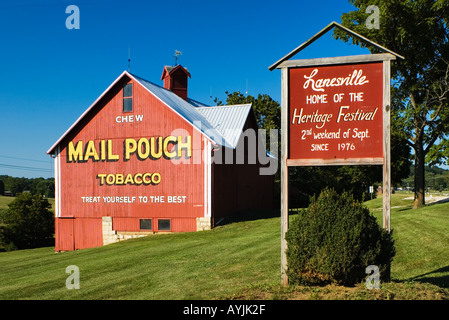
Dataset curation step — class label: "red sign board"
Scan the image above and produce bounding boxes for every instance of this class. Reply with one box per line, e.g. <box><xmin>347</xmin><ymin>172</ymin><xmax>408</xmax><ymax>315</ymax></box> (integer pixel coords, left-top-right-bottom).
<box><xmin>289</xmin><ymin>62</ymin><xmax>383</xmax><ymax>162</ymax></box>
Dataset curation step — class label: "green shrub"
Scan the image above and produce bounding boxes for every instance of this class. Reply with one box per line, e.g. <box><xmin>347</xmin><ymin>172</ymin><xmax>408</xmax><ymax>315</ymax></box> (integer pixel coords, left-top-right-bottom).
<box><xmin>0</xmin><ymin>208</ymin><xmax>8</xmax><ymax>224</ymax></box>
<box><xmin>285</xmin><ymin>188</ymin><xmax>395</xmax><ymax>286</ymax></box>
<box><xmin>0</xmin><ymin>193</ymin><xmax>54</xmax><ymax>250</ymax></box>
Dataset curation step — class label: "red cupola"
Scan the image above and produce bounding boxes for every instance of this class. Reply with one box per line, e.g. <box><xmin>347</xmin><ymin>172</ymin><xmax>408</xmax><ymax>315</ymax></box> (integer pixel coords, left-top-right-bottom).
<box><xmin>161</xmin><ymin>65</ymin><xmax>191</xmax><ymax>101</ymax></box>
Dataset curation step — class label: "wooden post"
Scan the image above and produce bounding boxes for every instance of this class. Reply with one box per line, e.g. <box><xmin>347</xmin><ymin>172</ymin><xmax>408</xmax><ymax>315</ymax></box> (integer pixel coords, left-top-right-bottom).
<box><xmin>280</xmin><ymin>67</ymin><xmax>289</xmax><ymax>286</ymax></box>
<box><xmin>383</xmin><ymin>60</ymin><xmax>391</xmax><ymax>232</ymax></box>
<box><xmin>269</xmin><ymin>22</ymin><xmax>402</xmax><ymax>287</ymax></box>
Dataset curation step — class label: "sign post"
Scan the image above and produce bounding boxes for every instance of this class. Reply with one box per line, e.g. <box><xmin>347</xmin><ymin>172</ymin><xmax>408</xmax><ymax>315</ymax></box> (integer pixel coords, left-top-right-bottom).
<box><xmin>280</xmin><ymin>67</ymin><xmax>289</xmax><ymax>286</ymax></box>
<box><xmin>270</xmin><ymin>22</ymin><xmax>404</xmax><ymax>285</ymax></box>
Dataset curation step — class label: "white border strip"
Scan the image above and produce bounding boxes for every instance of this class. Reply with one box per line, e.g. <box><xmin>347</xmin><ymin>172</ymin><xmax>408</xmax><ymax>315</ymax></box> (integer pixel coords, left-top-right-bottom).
<box><xmin>54</xmin><ymin>146</ymin><xmax>61</xmax><ymax>218</ymax></box>
<box><xmin>207</xmin><ymin>141</ymin><xmax>211</xmax><ymax>218</ymax></box>
<box><xmin>203</xmin><ymin>139</ymin><xmax>211</xmax><ymax>218</ymax></box>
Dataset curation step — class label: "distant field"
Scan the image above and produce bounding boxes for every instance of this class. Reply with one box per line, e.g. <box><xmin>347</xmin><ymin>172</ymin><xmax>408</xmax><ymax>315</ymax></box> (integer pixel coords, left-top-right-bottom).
<box><xmin>0</xmin><ymin>193</ymin><xmax>448</xmax><ymax>300</ymax></box>
<box><xmin>0</xmin><ymin>196</ymin><xmax>13</xmax><ymax>209</ymax></box>
<box><xmin>0</xmin><ymin>195</ymin><xmax>55</xmax><ymax>211</ymax></box>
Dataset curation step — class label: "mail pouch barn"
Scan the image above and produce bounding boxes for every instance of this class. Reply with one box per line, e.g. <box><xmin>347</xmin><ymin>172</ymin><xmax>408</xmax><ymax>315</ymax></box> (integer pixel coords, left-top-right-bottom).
<box><xmin>47</xmin><ymin>65</ymin><xmax>274</xmax><ymax>251</ymax></box>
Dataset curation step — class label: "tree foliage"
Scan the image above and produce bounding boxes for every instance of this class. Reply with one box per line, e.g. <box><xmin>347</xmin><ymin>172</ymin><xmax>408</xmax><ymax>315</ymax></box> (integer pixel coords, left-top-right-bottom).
<box><xmin>335</xmin><ymin>0</ymin><xmax>449</xmax><ymax>208</ymax></box>
<box><xmin>0</xmin><ymin>193</ymin><xmax>54</xmax><ymax>250</ymax></box>
<box><xmin>0</xmin><ymin>175</ymin><xmax>54</xmax><ymax>197</ymax></box>
<box><xmin>215</xmin><ymin>91</ymin><xmax>281</xmax><ymax>130</ymax></box>
<box><xmin>216</xmin><ymin>90</ymin><xmax>410</xmax><ymax>207</ymax></box>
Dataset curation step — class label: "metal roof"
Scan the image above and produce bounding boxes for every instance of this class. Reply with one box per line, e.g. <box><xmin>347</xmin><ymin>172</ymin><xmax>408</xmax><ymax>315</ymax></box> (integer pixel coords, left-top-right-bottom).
<box><xmin>196</xmin><ymin>104</ymin><xmax>252</xmax><ymax>149</ymax></box>
<box><xmin>130</xmin><ymin>73</ymin><xmax>234</xmax><ymax>148</ymax></box>
<box><xmin>186</xmin><ymin>98</ymin><xmax>209</xmax><ymax>108</ymax></box>
<box><xmin>47</xmin><ymin>71</ymin><xmax>250</xmax><ymax>154</ymax></box>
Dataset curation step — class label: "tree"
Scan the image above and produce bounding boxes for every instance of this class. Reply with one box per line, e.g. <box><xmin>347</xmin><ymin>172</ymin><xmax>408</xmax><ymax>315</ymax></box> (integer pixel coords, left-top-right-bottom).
<box><xmin>215</xmin><ymin>91</ymin><xmax>281</xmax><ymax>130</ymax></box>
<box><xmin>0</xmin><ymin>176</ymin><xmax>55</xmax><ymax>197</ymax></box>
<box><xmin>4</xmin><ymin>176</ymin><xmax>31</xmax><ymax>195</ymax></box>
<box><xmin>0</xmin><ymin>193</ymin><xmax>54</xmax><ymax>250</ymax></box>
<box><xmin>390</xmin><ymin>100</ymin><xmax>413</xmax><ymax>185</ymax></box>
<box><xmin>34</xmin><ymin>179</ymin><xmax>55</xmax><ymax>198</ymax></box>
<box><xmin>335</xmin><ymin>0</ymin><xmax>449</xmax><ymax>208</ymax></box>
<box><xmin>216</xmin><ymin>91</ymin><xmax>409</xmax><ymax>206</ymax></box>
<box><xmin>215</xmin><ymin>90</ymin><xmax>281</xmax><ymax>158</ymax></box>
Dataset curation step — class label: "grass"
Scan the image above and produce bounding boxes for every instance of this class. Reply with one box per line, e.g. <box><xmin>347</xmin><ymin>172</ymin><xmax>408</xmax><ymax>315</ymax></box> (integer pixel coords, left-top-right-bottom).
<box><xmin>365</xmin><ymin>194</ymin><xmax>449</xmax><ymax>286</ymax></box>
<box><xmin>0</xmin><ymin>196</ymin><xmax>14</xmax><ymax>210</ymax></box>
<box><xmin>229</xmin><ymin>281</ymin><xmax>449</xmax><ymax>300</ymax></box>
<box><xmin>0</xmin><ymin>215</ymin><xmax>280</xmax><ymax>299</ymax></box>
<box><xmin>0</xmin><ymin>193</ymin><xmax>448</xmax><ymax>299</ymax></box>
<box><xmin>385</xmin><ymin>201</ymin><xmax>449</xmax><ymax>285</ymax></box>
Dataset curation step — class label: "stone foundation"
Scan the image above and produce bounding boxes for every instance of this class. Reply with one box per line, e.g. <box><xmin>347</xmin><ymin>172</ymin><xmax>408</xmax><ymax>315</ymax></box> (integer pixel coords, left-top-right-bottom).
<box><xmin>102</xmin><ymin>216</ymin><xmax>150</xmax><ymax>246</ymax></box>
<box><xmin>102</xmin><ymin>216</ymin><xmax>211</xmax><ymax>246</ymax></box>
<box><xmin>196</xmin><ymin>217</ymin><xmax>211</xmax><ymax>231</ymax></box>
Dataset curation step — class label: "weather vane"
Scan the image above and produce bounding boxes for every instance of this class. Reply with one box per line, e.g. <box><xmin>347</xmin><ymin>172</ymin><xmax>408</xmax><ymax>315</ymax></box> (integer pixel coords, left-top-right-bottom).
<box><xmin>174</xmin><ymin>50</ymin><xmax>182</xmax><ymax>66</ymax></box>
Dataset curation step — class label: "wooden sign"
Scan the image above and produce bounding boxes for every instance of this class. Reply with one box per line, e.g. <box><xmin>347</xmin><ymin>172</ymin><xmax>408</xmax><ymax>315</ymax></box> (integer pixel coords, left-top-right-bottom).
<box><xmin>269</xmin><ymin>21</ymin><xmax>405</xmax><ymax>286</ymax></box>
<box><xmin>288</xmin><ymin>62</ymin><xmax>383</xmax><ymax>163</ymax></box>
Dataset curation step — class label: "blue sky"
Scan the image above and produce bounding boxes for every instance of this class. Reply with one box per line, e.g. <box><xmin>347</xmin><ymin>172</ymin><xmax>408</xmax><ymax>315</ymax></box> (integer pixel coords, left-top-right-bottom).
<box><xmin>0</xmin><ymin>0</ymin><xmax>370</xmax><ymax>178</ymax></box>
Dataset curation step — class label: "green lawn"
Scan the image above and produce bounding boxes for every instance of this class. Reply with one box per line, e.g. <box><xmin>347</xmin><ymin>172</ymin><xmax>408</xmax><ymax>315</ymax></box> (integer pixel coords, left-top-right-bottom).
<box><xmin>0</xmin><ymin>214</ymin><xmax>280</xmax><ymax>299</ymax></box>
<box><xmin>0</xmin><ymin>194</ymin><xmax>448</xmax><ymax>299</ymax></box>
<box><xmin>367</xmin><ymin>194</ymin><xmax>449</xmax><ymax>286</ymax></box>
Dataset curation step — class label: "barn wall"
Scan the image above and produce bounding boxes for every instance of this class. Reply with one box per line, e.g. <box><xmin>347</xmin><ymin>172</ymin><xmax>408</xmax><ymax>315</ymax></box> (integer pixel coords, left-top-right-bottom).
<box><xmin>55</xmin><ymin>217</ymin><xmax>103</xmax><ymax>250</ymax></box>
<box><xmin>112</xmin><ymin>216</ymin><xmax>198</xmax><ymax>232</ymax></box>
<box><xmin>52</xmin><ymin>72</ymin><xmax>274</xmax><ymax>251</ymax></box>
<box><xmin>74</xmin><ymin>218</ymin><xmax>103</xmax><ymax>250</ymax></box>
<box><xmin>212</xmin><ymin>111</ymin><xmax>274</xmax><ymax>222</ymax></box>
<box><xmin>55</xmin><ymin>76</ymin><xmax>208</xmax><ymax>250</ymax></box>
<box><xmin>55</xmin><ymin>218</ymin><xmax>74</xmax><ymax>251</ymax></box>
<box><xmin>212</xmin><ymin>159</ymin><xmax>274</xmax><ymax>221</ymax></box>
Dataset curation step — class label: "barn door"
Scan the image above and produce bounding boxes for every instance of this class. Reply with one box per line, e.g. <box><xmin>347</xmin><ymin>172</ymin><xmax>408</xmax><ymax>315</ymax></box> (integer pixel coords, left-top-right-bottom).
<box><xmin>74</xmin><ymin>218</ymin><xmax>103</xmax><ymax>250</ymax></box>
<box><xmin>56</xmin><ymin>218</ymin><xmax>75</xmax><ymax>251</ymax></box>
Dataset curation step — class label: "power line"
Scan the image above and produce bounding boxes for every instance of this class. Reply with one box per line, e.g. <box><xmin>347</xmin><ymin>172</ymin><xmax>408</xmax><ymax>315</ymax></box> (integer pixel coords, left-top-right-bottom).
<box><xmin>0</xmin><ymin>163</ymin><xmax>52</xmax><ymax>173</ymax></box>
<box><xmin>0</xmin><ymin>155</ymin><xmax>51</xmax><ymax>163</ymax></box>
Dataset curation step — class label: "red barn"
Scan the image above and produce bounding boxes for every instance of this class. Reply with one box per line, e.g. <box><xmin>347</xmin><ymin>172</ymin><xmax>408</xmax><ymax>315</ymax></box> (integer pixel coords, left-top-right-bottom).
<box><xmin>47</xmin><ymin>65</ymin><xmax>274</xmax><ymax>251</ymax></box>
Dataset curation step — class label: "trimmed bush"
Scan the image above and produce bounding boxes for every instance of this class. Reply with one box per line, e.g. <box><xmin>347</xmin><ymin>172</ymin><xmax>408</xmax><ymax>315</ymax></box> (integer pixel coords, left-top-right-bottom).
<box><xmin>285</xmin><ymin>188</ymin><xmax>395</xmax><ymax>286</ymax></box>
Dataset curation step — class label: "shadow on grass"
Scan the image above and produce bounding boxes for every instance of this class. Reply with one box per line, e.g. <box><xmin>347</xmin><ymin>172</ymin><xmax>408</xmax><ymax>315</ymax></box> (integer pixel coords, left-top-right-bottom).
<box><xmin>407</xmin><ymin>265</ymin><xmax>449</xmax><ymax>288</ymax></box>
<box><xmin>395</xmin><ymin>206</ymin><xmax>414</xmax><ymax>212</ymax></box>
<box><xmin>216</xmin><ymin>209</ymin><xmax>281</xmax><ymax>226</ymax></box>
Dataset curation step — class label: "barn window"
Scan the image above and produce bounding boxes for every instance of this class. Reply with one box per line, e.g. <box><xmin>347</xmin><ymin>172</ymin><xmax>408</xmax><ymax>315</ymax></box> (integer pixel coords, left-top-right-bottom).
<box><xmin>158</xmin><ymin>219</ymin><xmax>171</xmax><ymax>231</ymax></box>
<box><xmin>139</xmin><ymin>219</ymin><xmax>152</xmax><ymax>230</ymax></box>
<box><xmin>123</xmin><ymin>83</ymin><xmax>133</xmax><ymax>112</ymax></box>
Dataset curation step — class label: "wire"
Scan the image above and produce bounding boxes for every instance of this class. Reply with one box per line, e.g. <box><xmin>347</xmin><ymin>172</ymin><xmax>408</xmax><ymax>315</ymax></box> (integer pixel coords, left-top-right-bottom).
<box><xmin>0</xmin><ymin>155</ymin><xmax>51</xmax><ymax>163</ymax></box>
<box><xmin>0</xmin><ymin>163</ymin><xmax>52</xmax><ymax>173</ymax></box>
